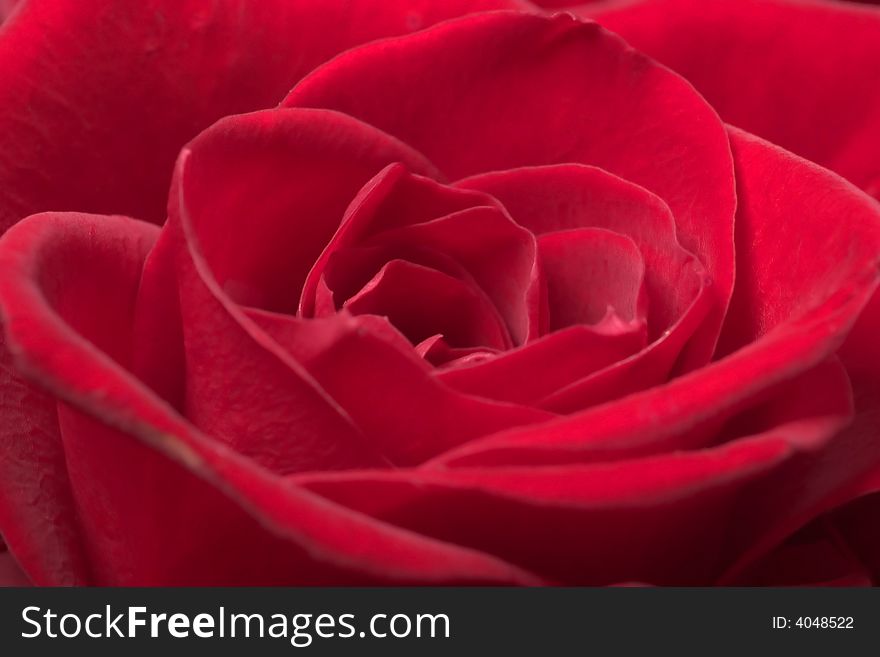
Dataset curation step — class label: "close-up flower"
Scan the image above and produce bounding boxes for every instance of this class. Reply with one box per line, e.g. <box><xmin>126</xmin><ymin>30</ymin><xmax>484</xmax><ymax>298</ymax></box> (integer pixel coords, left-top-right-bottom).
<box><xmin>0</xmin><ymin>0</ymin><xmax>878</xmax><ymax>587</ymax></box>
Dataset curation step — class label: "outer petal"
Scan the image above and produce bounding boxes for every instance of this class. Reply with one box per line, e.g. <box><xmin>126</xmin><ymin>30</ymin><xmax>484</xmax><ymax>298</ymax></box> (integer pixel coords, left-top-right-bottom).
<box><xmin>0</xmin><ymin>0</ymin><xmax>19</xmax><ymax>23</ymax></box>
<box><xmin>0</xmin><ymin>212</ymin><xmax>154</xmax><ymax>585</ymax></box>
<box><xmin>0</xmin><ymin>0</ymin><xmax>531</xmax><ymax>231</ymax></box>
<box><xmin>285</xmin><ymin>12</ymin><xmax>737</xmax><ymax>366</ymax></box>
<box><xmin>716</xmin><ymin>127</ymin><xmax>880</xmax><ymax>355</ymax></box>
<box><xmin>528</xmin><ymin>0</ymin><xmax>589</xmax><ymax>7</ymax></box>
<box><xmin>832</xmin><ymin>493</ymin><xmax>880</xmax><ymax>584</ymax></box>
<box><xmin>581</xmin><ymin>3</ymin><xmax>880</xmax><ymax>548</ymax></box>
<box><xmin>729</xmin><ymin>519</ymin><xmax>873</xmax><ymax>587</ymax></box>
<box><xmin>587</xmin><ymin>0</ymin><xmax>880</xmax><ymax>198</ymax></box>
<box><xmin>0</xmin><ymin>339</ymin><xmax>90</xmax><ymax>585</ymax></box>
<box><xmin>0</xmin><ymin>549</ymin><xmax>30</xmax><ymax>587</ymax></box>
<box><xmin>296</xmin><ymin>361</ymin><xmax>853</xmax><ymax>584</ymax></box>
<box><xmin>0</xmin><ymin>212</ymin><xmax>542</xmax><ymax>585</ymax></box>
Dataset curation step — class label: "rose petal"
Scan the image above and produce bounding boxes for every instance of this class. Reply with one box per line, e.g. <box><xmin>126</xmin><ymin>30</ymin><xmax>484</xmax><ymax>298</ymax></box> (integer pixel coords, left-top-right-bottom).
<box><xmin>437</xmin><ymin>321</ymin><xmax>646</xmax><ymax>405</ymax></box>
<box><xmin>718</xmin><ymin>415</ymin><xmax>880</xmax><ymax>584</ymax></box>
<box><xmin>172</xmin><ymin>220</ymin><xmax>390</xmax><ymax>473</ymax></box>
<box><xmin>731</xmin><ymin>519</ymin><xmax>872</xmax><ymax>587</ymax></box>
<box><xmin>433</xmin><ymin>127</ymin><xmax>880</xmax><ymax>465</ymax></box>
<box><xmin>536</xmin><ymin>278</ymin><xmax>712</xmax><ymax>413</ymax></box>
<box><xmin>0</xmin><ymin>0</ymin><xmax>529</xmax><ymax>231</ymax></box>
<box><xmin>432</xmin><ymin>322</ymin><xmax>861</xmax><ymax>468</ymax></box>
<box><xmin>0</xmin><ymin>0</ymin><xmax>19</xmax><ymax>23</ymax></box>
<box><xmin>0</xmin><ymin>212</ymin><xmax>157</xmax><ymax>583</ymax></box>
<box><xmin>528</xmin><ymin>0</ymin><xmax>586</xmax><ymax>7</ymax></box>
<box><xmin>246</xmin><ymin>309</ymin><xmax>553</xmax><ymax>465</ymax></box>
<box><xmin>417</xmin><ymin>335</ymin><xmax>502</xmax><ymax>368</ymax></box>
<box><xmin>588</xmin><ymin>0</ymin><xmax>880</xmax><ymax>198</ymax></box>
<box><xmin>296</xmin><ymin>365</ymin><xmax>852</xmax><ymax>584</ymax></box>
<box><xmin>456</xmin><ymin>164</ymin><xmax>704</xmax><ymax>339</ymax></box>
<box><xmin>0</xmin><ymin>549</ymin><xmax>30</xmax><ymax>587</ymax></box>
<box><xmin>0</xmin><ymin>339</ymin><xmax>89</xmax><ymax>585</ymax></box>
<box><xmin>153</xmin><ymin>111</ymin><xmax>446</xmax><ymax>472</ymax></box>
<box><xmin>301</xmin><ymin>163</ymin><xmax>499</xmax><ymax>316</ymax></box>
<box><xmin>0</xmin><ymin>212</ymin><xmax>543</xmax><ymax>585</ymax></box>
<box><xmin>835</xmin><ymin>249</ymin><xmax>880</xmax><ymax>576</ymax></box>
<box><xmin>158</xmin><ymin>108</ymin><xmax>547</xmax><ymax>466</ymax></box>
<box><xmin>134</xmin><ymin>109</ymin><xmax>448</xmax><ymax>472</ymax></box>
<box><xmin>831</xmin><ymin>493</ymin><xmax>880</xmax><ymax>584</ymax></box>
<box><xmin>539</xmin><ymin>228</ymin><xmax>646</xmax><ymax>329</ymax></box>
<box><xmin>0</xmin><ymin>211</ymin><xmax>196</xmax><ymax>584</ymax></box>
<box><xmin>318</xmin><ymin>243</ymin><xmax>483</xmax><ymax>315</ymax></box>
<box><xmin>717</xmin><ymin>127</ymin><xmax>880</xmax><ymax>355</ymax></box>
<box><xmin>285</xmin><ymin>12</ymin><xmax>737</xmax><ymax>365</ymax></box>
<box><xmin>451</xmin><ymin>163</ymin><xmax>711</xmax><ymax>411</ymax></box>
<box><xmin>365</xmin><ymin>207</ymin><xmax>541</xmax><ymax>344</ymax></box>
<box><xmin>170</xmin><ymin>109</ymin><xmax>439</xmax><ymax>314</ymax></box>
<box><xmin>342</xmin><ymin>260</ymin><xmax>512</xmax><ymax>350</ymax></box>
<box><xmin>840</xmin><ymin>294</ymin><xmax>880</xmax><ymax>414</ymax></box>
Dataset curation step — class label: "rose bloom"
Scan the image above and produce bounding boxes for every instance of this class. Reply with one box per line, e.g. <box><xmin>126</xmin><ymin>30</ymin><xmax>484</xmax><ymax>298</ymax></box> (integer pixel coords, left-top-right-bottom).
<box><xmin>0</xmin><ymin>0</ymin><xmax>879</xmax><ymax>587</ymax></box>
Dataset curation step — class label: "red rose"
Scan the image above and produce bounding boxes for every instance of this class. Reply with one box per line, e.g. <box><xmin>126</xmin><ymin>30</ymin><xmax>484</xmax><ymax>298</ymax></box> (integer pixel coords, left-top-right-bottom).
<box><xmin>1</xmin><ymin>1</ymin><xmax>879</xmax><ymax>586</ymax></box>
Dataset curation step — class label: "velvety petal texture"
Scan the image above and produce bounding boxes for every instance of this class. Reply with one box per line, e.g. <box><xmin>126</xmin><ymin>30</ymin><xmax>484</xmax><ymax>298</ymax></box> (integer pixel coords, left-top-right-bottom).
<box><xmin>575</xmin><ymin>0</ymin><xmax>880</xmax><ymax>584</ymax></box>
<box><xmin>0</xmin><ymin>339</ymin><xmax>89</xmax><ymax>585</ymax></box>
<box><xmin>0</xmin><ymin>0</ymin><xmax>531</xmax><ymax>232</ymax></box>
<box><xmin>0</xmin><ymin>211</ymin><xmax>543</xmax><ymax>585</ymax></box>
<box><xmin>586</xmin><ymin>0</ymin><xmax>880</xmax><ymax>198</ymax></box>
<box><xmin>0</xmin><ymin>0</ymin><xmax>19</xmax><ymax>22</ymax></box>
<box><xmin>0</xmin><ymin>549</ymin><xmax>30</xmax><ymax>587</ymax></box>
<box><xmin>285</xmin><ymin>11</ymin><xmax>737</xmax><ymax>368</ymax></box>
<box><xmin>1</xmin><ymin>6</ymin><xmax>880</xmax><ymax>587</ymax></box>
